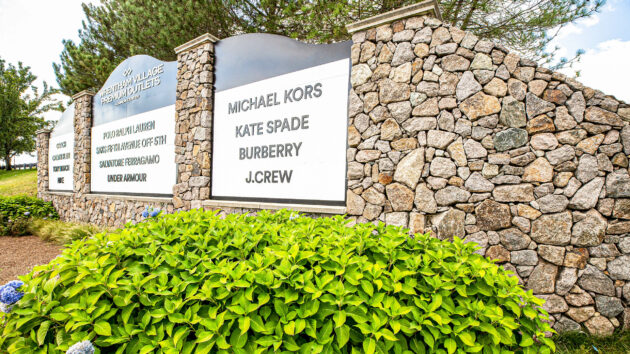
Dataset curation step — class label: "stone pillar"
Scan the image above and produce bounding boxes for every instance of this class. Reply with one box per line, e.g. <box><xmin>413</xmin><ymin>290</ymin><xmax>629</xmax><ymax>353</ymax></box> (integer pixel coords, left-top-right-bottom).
<box><xmin>344</xmin><ymin>1</ymin><xmax>441</xmax><ymax>228</ymax></box>
<box><xmin>71</xmin><ymin>90</ymin><xmax>95</xmax><ymax>221</ymax></box>
<box><xmin>173</xmin><ymin>33</ymin><xmax>218</xmax><ymax>210</ymax></box>
<box><xmin>35</xmin><ymin>128</ymin><xmax>51</xmax><ymax>198</ymax></box>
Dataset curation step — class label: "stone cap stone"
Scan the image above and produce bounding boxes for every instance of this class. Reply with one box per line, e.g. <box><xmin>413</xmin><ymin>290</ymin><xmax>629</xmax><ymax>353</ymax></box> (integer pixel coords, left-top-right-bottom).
<box><xmin>175</xmin><ymin>33</ymin><xmax>219</xmax><ymax>54</ymax></box>
<box><xmin>71</xmin><ymin>89</ymin><xmax>95</xmax><ymax>100</ymax></box>
<box><xmin>346</xmin><ymin>0</ymin><xmax>442</xmax><ymax>34</ymax></box>
<box><xmin>35</xmin><ymin>128</ymin><xmax>52</xmax><ymax>135</ymax></box>
<box><xmin>203</xmin><ymin>199</ymin><xmax>346</xmax><ymax>215</ymax></box>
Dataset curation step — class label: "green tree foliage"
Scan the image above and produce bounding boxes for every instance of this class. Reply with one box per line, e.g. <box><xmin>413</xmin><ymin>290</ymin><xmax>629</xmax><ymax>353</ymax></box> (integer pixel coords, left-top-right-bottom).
<box><xmin>54</xmin><ymin>0</ymin><xmax>603</xmax><ymax>96</ymax></box>
<box><xmin>0</xmin><ymin>58</ymin><xmax>59</xmax><ymax>170</ymax></box>
<box><xmin>1</xmin><ymin>209</ymin><xmax>554</xmax><ymax>352</ymax></box>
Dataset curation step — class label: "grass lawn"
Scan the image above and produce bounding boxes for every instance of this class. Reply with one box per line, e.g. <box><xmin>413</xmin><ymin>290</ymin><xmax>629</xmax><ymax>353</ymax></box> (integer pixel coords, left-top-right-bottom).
<box><xmin>555</xmin><ymin>330</ymin><xmax>630</xmax><ymax>354</ymax></box>
<box><xmin>0</xmin><ymin>168</ymin><xmax>37</xmax><ymax>197</ymax></box>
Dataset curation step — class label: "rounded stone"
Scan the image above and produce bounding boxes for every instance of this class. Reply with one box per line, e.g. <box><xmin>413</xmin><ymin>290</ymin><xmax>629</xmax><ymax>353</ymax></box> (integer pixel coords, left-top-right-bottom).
<box><xmin>430</xmin><ymin>157</ymin><xmax>457</xmax><ymax>178</ymax></box>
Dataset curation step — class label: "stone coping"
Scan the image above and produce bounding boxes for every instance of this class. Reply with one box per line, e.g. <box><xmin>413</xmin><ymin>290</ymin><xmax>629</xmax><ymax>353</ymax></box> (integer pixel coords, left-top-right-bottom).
<box><xmin>86</xmin><ymin>193</ymin><xmax>172</xmax><ymax>204</ymax></box>
<box><xmin>35</xmin><ymin>128</ymin><xmax>51</xmax><ymax>135</ymax></box>
<box><xmin>346</xmin><ymin>0</ymin><xmax>442</xmax><ymax>33</ymax></box>
<box><xmin>203</xmin><ymin>200</ymin><xmax>346</xmax><ymax>215</ymax></box>
<box><xmin>175</xmin><ymin>33</ymin><xmax>219</xmax><ymax>54</ymax></box>
<box><xmin>71</xmin><ymin>89</ymin><xmax>95</xmax><ymax>100</ymax></box>
<box><xmin>46</xmin><ymin>191</ymin><xmax>73</xmax><ymax>197</ymax></box>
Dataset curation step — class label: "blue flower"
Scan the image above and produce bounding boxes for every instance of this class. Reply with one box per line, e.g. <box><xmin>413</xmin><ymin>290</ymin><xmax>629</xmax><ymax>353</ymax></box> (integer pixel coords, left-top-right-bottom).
<box><xmin>5</xmin><ymin>280</ymin><xmax>23</xmax><ymax>289</ymax></box>
<box><xmin>0</xmin><ymin>286</ymin><xmax>23</xmax><ymax>305</ymax></box>
<box><xmin>141</xmin><ymin>210</ymin><xmax>149</xmax><ymax>218</ymax></box>
<box><xmin>150</xmin><ymin>209</ymin><xmax>160</xmax><ymax>217</ymax></box>
<box><xmin>66</xmin><ymin>340</ymin><xmax>95</xmax><ymax>354</ymax></box>
<box><xmin>23</xmin><ymin>211</ymin><xmax>30</xmax><ymax>216</ymax></box>
<box><xmin>0</xmin><ymin>302</ymin><xmax>13</xmax><ymax>314</ymax></box>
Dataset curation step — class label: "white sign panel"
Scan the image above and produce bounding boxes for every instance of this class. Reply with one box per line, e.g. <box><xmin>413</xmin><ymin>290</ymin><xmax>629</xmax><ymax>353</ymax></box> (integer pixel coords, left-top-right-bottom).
<box><xmin>91</xmin><ymin>105</ymin><xmax>175</xmax><ymax>195</ymax></box>
<box><xmin>212</xmin><ymin>59</ymin><xmax>349</xmax><ymax>203</ymax></box>
<box><xmin>49</xmin><ymin>133</ymin><xmax>74</xmax><ymax>191</ymax></box>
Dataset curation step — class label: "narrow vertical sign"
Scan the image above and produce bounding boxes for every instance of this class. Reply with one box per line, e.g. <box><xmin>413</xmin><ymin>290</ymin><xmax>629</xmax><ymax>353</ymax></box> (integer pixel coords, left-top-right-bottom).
<box><xmin>49</xmin><ymin>103</ymin><xmax>74</xmax><ymax>191</ymax></box>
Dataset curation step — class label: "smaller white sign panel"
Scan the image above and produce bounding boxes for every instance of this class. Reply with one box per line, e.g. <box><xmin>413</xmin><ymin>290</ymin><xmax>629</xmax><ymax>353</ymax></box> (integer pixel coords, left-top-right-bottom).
<box><xmin>212</xmin><ymin>59</ymin><xmax>350</xmax><ymax>204</ymax></box>
<box><xmin>91</xmin><ymin>105</ymin><xmax>175</xmax><ymax>195</ymax></box>
<box><xmin>48</xmin><ymin>133</ymin><xmax>74</xmax><ymax>191</ymax></box>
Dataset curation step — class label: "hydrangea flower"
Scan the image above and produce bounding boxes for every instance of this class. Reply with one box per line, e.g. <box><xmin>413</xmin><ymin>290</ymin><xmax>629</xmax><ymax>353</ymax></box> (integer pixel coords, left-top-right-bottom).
<box><xmin>5</xmin><ymin>280</ymin><xmax>23</xmax><ymax>289</ymax></box>
<box><xmin>0</xmin><ymin>302</ymin><xmax>13</xmax><ymax>313</ymax></box>
<box><xmin>66</xmin><ymin>340</ymin><xmax>95</xmax><ymax>354</ymax></box>
<box><xmin>0</xmin><ymin>286</ymin><xmax>23</xmax><ymax>305</ymax></box>
<box><xmin>142</xmin><ymin>206</ymin><xmax>161</xmax><ymax>219</ymax></box>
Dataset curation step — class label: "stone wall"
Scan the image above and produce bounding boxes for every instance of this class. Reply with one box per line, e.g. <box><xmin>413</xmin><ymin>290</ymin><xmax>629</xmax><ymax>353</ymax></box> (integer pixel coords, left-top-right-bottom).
<box><xmin>345</xmin><ymin>14</ymin><xmax>630</xmax><ymax>335</ymax></box>
<box><xmin>173</xmin><ymin>34</ymin><xmax>217</xmax><ymax>210</ymax></box>
<box><xmin>35</xmin><ymin>5</ymin><xmax>630</xmax><ymax>336</ymax></box>
<box><xmin>35</xmin><ymin>129</ymin><xmax>50</xmax><ymax>197</ymax></box>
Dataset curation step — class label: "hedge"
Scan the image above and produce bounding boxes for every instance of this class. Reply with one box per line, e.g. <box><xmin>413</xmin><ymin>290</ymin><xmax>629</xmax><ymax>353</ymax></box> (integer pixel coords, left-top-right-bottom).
<box><xmin>0</xmin><ymin>209</ymin><xmax>554</xmax><ymax>353</ymax></box>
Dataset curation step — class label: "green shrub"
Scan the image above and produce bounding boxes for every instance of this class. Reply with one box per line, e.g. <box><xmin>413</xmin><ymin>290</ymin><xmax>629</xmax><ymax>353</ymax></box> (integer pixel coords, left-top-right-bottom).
<box><xmin>0</xmin><ymin>196</ymin><xmax>58</xmax><ymax>236</ymax></box>
<box><xmin>0</xmin><ymin>196</ymin><xmax>58</xmax><ymax>222</ymax></box>
<box><xmin>28</xmin><ymin>218</ymin><xmax>105</xmax><ymax>244</ymax></box>
<box><xmin>0</xmin><ymin>209</ymin><xmax>554</xmax><ymax>353</ymax></box>
<box><xmin>0</xmin><ymin>216</ymin><xmax>30</xmax><ymax>236</ymax></box>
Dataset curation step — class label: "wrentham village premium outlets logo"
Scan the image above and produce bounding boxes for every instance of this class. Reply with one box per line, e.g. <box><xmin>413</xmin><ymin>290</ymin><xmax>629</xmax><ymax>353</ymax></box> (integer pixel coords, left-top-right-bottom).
<box><xmin>99</xmin><ymin>64</ymin><xmax>165</xmax><ymax>106</ymax></box>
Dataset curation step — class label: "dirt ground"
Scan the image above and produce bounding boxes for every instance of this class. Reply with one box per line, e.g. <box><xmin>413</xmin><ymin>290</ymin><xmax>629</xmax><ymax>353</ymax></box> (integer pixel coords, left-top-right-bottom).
<box><xmin>0</xmin><ymin>236</ymin><xmax>62</xmax><ymax>284</ymax></box>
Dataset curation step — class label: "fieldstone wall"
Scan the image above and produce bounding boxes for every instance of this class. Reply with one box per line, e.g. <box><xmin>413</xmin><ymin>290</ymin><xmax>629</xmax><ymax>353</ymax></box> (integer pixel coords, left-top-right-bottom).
<box><xmin>173</xmin><ymin>34</ymin><xmax>216</xmax><ymax>211</ymax></box>
<box><xmin>71</xmin><ymin>91</ymin><xmax>94</xmax><ymax>222</ymax></box>
<box><xmin>345</xmin><ymin>14</ymin><xmax>630</xmax><ymax>336</ymax></box>
<box><xmin>35</xmin><ymin>129</ymin><xmax>51</xmax><ymax>197</ymax></box>
<box><xmin>34</xmin><ymin>7</ymin><xmax>630</xmax><ymax>336</ymax></box>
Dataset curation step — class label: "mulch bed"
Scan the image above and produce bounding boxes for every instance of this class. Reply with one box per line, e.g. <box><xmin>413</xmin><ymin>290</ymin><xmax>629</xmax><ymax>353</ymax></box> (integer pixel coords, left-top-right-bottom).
<box><xmin>0</xmin><ymin>236</ymin><xmax>62</xmax><ymax>284</ymax></box>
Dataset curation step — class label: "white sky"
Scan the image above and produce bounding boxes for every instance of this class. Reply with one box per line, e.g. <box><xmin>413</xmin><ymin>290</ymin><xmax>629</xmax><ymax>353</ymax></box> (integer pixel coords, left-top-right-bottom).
<box><xmin>0</xmin><ymin>0</ymin><xmax>629</xmax><ymax>164</ymax></box>
<box><xmin>0</xmin><ymin>0</ymin><xmax>91</xmax><ymax>164</ymax></box>
<box><xmin>550</xmin><ymin>0</ymin><xmax>630</xmax><ymax>103</ymax></box>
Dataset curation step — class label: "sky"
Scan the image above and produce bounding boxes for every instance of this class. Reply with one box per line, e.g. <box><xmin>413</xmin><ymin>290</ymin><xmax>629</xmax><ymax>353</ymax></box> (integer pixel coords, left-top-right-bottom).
<box><xmin>550</xmin><ymin>0</ymin><xmax>630</xmax><ymax>104</ymax></box>
<box><xmin>1</xmin><ymin>0</ymin><xmax>629</xmax><ymax>164</ymax></box>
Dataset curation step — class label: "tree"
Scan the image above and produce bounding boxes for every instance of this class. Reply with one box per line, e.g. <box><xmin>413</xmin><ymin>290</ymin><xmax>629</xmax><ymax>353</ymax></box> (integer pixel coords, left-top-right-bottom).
<box><xmin>0</xmin><ymin>58</ymin><xmax>60</xmax><ymax>170</ymax></box>
<box><xmin>55</xmin><ymin>0</ymin><xmax>604</xmax><ymax>96</ymax></box>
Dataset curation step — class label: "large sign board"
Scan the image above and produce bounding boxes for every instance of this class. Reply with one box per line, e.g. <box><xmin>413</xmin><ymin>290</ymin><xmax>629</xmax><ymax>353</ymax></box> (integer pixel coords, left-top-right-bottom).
<box><xmin>212</xmin><ymin>34</ymin><xmax>351</xmax><ymax>205</ymax></box>
<box><xmin>48</xmin><ymin>104</ymin><xmax>75</xmax><ymax>191</ymax></box>
<box><xmin>91</xmin><ymin>55</ymin><xmax>176</xmax><ymax>196</ymax></box>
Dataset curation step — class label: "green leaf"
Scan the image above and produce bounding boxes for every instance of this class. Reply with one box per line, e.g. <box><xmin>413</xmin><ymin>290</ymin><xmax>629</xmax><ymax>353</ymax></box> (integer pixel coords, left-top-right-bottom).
<box><xmin>333</xmin><ymin>310</ymin><xmax>346</xmax><ymax>328</ymax></box>
<box><xmin>230</xmin><ymin>329</ymin><xmax>248</xmax><ymax>349</ymax></box>
<box><xmin>37</xmin><ymin>321</ymin><xmax>51</xmax><ymax>346</ymax></box>
<box><xmin>174</xmin><ymin>326</ymin><xmax>190</xmax><ymax>347</ymax></box>
<box><xmin>363</xmin><ymin>337</ymin><xmax>376</xmax><ymax>354</ymax></box>
<box><xmin>520</xmin><ymin>336</ymin><xmax>534</xmax><ymax>347</ymax></box>
<box><xmin>444</xmin><ymin>338</ymin><xmax>456</xmax><ymax>354</ymax></box>
<box><xmin>458</xmin><ymin>331</ymin><xmax>475</xmax><ymax>346</ymax></box>
<box><xmin>335</xmin><ymin>325</ymin><xmax>350</xmax><ymax>347</ymax></box>
<box><xmin>238</xmin><ymin>317</ymin><xmax>250</xmax><ymax>334</ymax></box>
<box><xmin>284</xmin><ymin>321</ymin><xmax>295</xmax><ymax>336</ymax></box>
<box><xmin>94</xmin><ymin>321</ymin><xmax>112</xmax><ymax>336</ymax></box>
<box><xmin>360</xmin><ymin>280</ymin><xmax>374</xmax><ymax>297</ymax></box>
<box><xmin>523</xmin><ymin>306</ymin><xmax>537</xmax><ymax>319</ymax></box>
